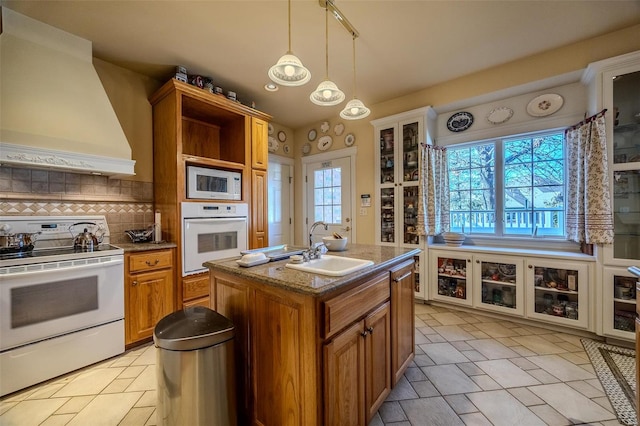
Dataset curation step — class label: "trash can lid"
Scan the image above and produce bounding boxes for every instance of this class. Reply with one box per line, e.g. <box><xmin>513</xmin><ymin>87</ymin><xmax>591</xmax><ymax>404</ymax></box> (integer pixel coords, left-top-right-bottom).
<box><xmin>153</xmin><ymin>306</ymin><xmax>235</xmax><ymax>351</ymax></box>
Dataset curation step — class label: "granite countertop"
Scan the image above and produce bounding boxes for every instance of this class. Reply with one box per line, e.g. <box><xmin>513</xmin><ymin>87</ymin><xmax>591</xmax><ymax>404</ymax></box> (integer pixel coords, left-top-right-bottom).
<box><xmin>204</xmin><ymin>244</ymin><xmax>421</xmax><ymax>296</ymax></box>
<box><xmin>113</xmin><ymin>241</ymin><xmax>177</xmax><ymax>252</ymax></box>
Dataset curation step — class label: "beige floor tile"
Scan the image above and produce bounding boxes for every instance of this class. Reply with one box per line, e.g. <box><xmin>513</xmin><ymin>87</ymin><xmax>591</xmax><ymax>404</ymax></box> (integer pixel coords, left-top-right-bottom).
<box><xmin>511</xmin><ymin>324</ymin><xmax>553</xmax><ymax>335</ymax></box>
<box><xmin>552</xmin><ymin>332</ymin><xmax>585</xmax><ymax>347</ymax></box>
<box><xmin>467</xmin><ymin>338</ymin><xmax>520</xmax><ymax>359</ymax></box>
<box><xmin>457</xmin><ymin>363</ymin><xmax>485</xmax><ymax>377</ymax></box>
<box><xmin>466</xmin><ymin>389</ymin><xmax>546</xmax><ymax>426</ymax></box>
<box><xmin>558</xmin><ymin>351</ymin><xmax>590</xmax><ymax>365</ymax></box>
<box><xmin>109</xmin><ymin>356</ymin><xmax>137</xmax><ymax>369</ymax></box>
<box><xmin>135</xmin><ymin>390</ymin><xmax>157</xmax><ymax>408</ymax></box>
<box><xmin>526</xmin><ymin>368</ymin><xmax>561</xmax><ymax>384</ymax></box>
<box><xmin>417</xmin><ymin>325</ymin><xmax>437</xmax><ymax>335</ymax></box>
<box><xmin>53</xmin><ymin>368</ymin><xmax>124</xmax><ymax>398</ymax></box>
<box><xmin>433</xmin><ymin>325</ymin><xmax>476</xmax><ymax>341</ymax></box>
<box><xmin>459</xmin><ymin>411</ymin><xmax>492</xmax><ymax>426</ymax></box>
<box><xmin>415</xmin><ymin>304</ymin><xmax>440</xmax><ymax>314</ymax></box>
<box><xmin>508</xmin><ymin>357</ymin><xmax>539</xmax><ymax>371</ymax></box>
<box><xmin>55</xmin><ymin>395</ymin><xmax>94</xmax><ymax>414</ymax></box>
<box><xmin>126</xmin><ymin>365</ymin><xmax>156</xmax><ymax>392</ymax></box>
<box><xmin>507</xmin><ymin>387</ymin><xmax>544</xmax><ymax>406</ymax></box>
<box><xmin>510</xmin><ymin>345</ymin><xmax>537</xmax><ymax>357</ymax></box>
<box><xmin>459</xmin><ymin>324</ymin><xmax>478</xmax><ymax>332</ymax></box>
<box><xmin>469</xmin><ymin>331</ymin><xmax>491</xmax><ymax>339</ymax></box>
<box><xmin>460</xmin><ymin>350</ymin><xmax>488</xmax><ymax>362</ymax></box>
<box><xmin>0</xmin><ymin>401</ymin><xmax>18</xmax><ymax>416</ymax></box>
<box><xmin>400</xmin><ymin>396</ymin><xmax>465</xmax><ymax>425</ymax></box>
<box><xmin>431</xmin><ymin>312</ymin><xmax>468</xmax><ymax>326</ymax></box>
<box><xmin>118</xmin><ymin>365</ymin><xmax>148</xmax><ymax>380</ymax></box>
<box><xmin>419</xmin><ymin>342</ymin><xmax>469</xmax><ymax>364</ymax></box>
<box><xmin>39</xmin><ymin>413</ymin><xmax>75</xmax><ymax>426</ymax></box>
<box><xmin>475</xmin><ymin>360</ymin><xmax>540</xmax><ymax>388</ymax></box>
<box><xmin>494</xmin><ymin>337</ymin><xmax>519</xmax><ymax>347</ymax></box>
<box><xmin>556</xmin><ymin>341</ymin><xmax>583</xmax><ymax>352</ymax></box>
<box><xmin>422</xmin><ymin>365</ymin><xmax>482</xmax><ymax>395</ymax></box>
<box><xmin>450</xmin><ymin>341</ymin><xmax>474</xmax><ymax>351</ymax></box>
<box><xmin>529</xmin><ymin>383</ymin><xmax>616</xmax><ymax>423</ymax></box>
<box><xmin>119</xmin><ymin>406</ymin><xmax>155</xmax><ymax>426</ymax></box>
<box><xmin>444</xmin><ymin>394</ymin><xmax>477</xmax><ymax>415</ymax></box>
<box><xmin>528</xmin><ymin>403</ymin><xmax>571</xmax><ymax>425</ymax></box>
<box><xmin>145</xmin><ymin>409</ymin><xmax>157</xmax><ymax>426</ymax></box>
<box><xmin>527</xmin><ymin>355</ymin><xmax>596</xmax><ymax>382</ymax></box>
<box><xmin>566</xmin><ymin>380</ymin><xmax>606</xmax><ymax>398</ymax></box>
<box><xmin>66</xmin><ymin>392</ymin><xmax>143</xmax><ymax>426</ymax></box>
<box><xmin>414</xmin><ymin>317</ymin><xmax>427</xmax><ymax>327</ymax></box>
<box><xmin>131</xmin><ymin>346</ymin><xmax>156</xmax><ymax>366</ymax></box>
<box><xmin>591</xmin><ymin>396</ymin><xmax>616</xmax><ymax>413</ymax></box>
<box><xmin>24</xmin><ymin>383</ymin><xmax>67</xmax><ymax>400</ymax></box>
<box><xmin>414</xmin><ymin>331</ymin><xmax>430</xmax><ymax>345</ymax></box>
<box><xmin>510</xmin><ymin>335</ymin><xmax>568</xmax><ymax>355</ymax></box>
<box><xmin>0</xmin><ymin>398</ymin><xmax>68</xmax><ymax>426</ymax></box>
<box><xmin>474</xmin><ymin>322</ymin><xmax>521</xmax><ymax>338</ymax></box>
<box><xmin>427</xmin><ymin>334</ymin><xmax>447</xmax><ymax>343</ymax></box>
<box><xmin>469</xmin><ymin>374</ymin><xmax>502</xmax><ymax>391</ymax></box>
<box><xmin>101</xmin><ymin>378</ymin><xmax>135</xmax><ymax>394</ymax></box>
<box><xmin>426</xmin><ymin>319</ymin><xmax>444</xmax><ymax>327</ymax></box>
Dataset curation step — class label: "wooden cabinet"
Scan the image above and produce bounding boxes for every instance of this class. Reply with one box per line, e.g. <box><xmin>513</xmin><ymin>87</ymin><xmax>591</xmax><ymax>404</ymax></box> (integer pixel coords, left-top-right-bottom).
<box><xmin>150</xmin><ymin>79</ymin><xmax>272</xmax><ymax>308</ymax></box>
<box><xmin>210</xmin><ymin>257</ymin><xmax>414</xmax><ymax>426</ymax></box>
<box><xmin>124</xmin><ymin>249</ymin><xmax>175</xmax><ymax>346</ymax></box>
<box><xmin>181</xmin><ymin>273</ymin><xmax>209</xmax><ymax>308</ymax></box>
<box><xmin>390</xmin><ymin>260</ymin><xmax>415</xmax><ymax>386</ymax></box>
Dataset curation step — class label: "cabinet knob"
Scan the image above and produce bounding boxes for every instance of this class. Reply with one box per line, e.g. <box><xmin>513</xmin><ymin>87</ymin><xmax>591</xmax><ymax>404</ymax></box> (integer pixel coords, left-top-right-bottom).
<box><xmin>132</xmin><ymin>280</ymin><xmax>138</xmax><ymax>286</ymax></box>
<box><xmin>360</xmin><ymin>330</ymin><xmax>369</xmax><ymax>338</ymax></box>
<box><xmin>476</xmin><ymin>260</ymin><xmax>480</xmax><ymax>264</ymax></box>
<box><xmin>367</xmin><ymin>326</ymin><xmax>374</xmax><ymax>335</ymax></box>
<box><xmin>528</xmin><ymin>264</ymin><xmax>533</xmax><ymax>269</ymax></box>
<box><xmin>146</xmin><ymin>259</ymin><xmax>160</xmax><ymax>266</ymax></box>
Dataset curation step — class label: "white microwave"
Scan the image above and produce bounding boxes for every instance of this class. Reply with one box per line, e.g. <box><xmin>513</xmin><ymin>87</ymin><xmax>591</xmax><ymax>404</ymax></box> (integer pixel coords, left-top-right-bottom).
<box><xmin>187</xmin><ymin>166</ymin><xmax>242</xmax><ymax>200</ymax></box>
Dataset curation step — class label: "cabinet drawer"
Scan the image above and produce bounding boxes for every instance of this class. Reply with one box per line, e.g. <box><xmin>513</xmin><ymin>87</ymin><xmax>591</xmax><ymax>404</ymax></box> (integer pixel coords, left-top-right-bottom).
<box><xmin>183</xmin><ymin>274</ymin><xmax>210</xmax><ymax>301</ymax></box>
<box><xmin>322</xmin><ymin>272</ymin><xmax>390</xmax><ymax>339</ymax></box>
<box><xmin>128</xmin><ymin>250</ymin><xmax>172</xmax><ymax>273</ymax></box>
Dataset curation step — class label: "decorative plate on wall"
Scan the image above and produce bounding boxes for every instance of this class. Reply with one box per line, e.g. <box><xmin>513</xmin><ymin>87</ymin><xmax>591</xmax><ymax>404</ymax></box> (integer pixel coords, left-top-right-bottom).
<box><xmin>302</xmin><ymin>142</ymin><xmax>312</xmax><ymax>155</ymax></box>
<box><xmin>486</xmin><ymin>107</ymin><xmax>514</xmax><ymax>125</ymax></box>
<box><xmin>317</xmin><ymin>135</ymin><xmax>333</xmax><ymax>151</ymax></box>
<box><xmin>308</xmin><ymin>129</ymin><xmax>317</xmax><ymax>141</ymax></box>
<box><xmin>268</xmin><ymin>123</ymin><xmax>274</xmax><ymax>135</ymax></box>
<box><xmin>344</xmin><ymin>133</ymin><xmax>355</xmax><ymax>147</ymax></box>
<box><xmin>277</xmin><ymin>130</ymin><xmax>287</xmax><ymax>142</ymax></box>
<box><xmin>526</xmin><ymin>94</ymin><xmax>564</xmax><ymax>117</ymax></box>
<box><xmin>283</xmin><ymin>144</ymin><xmax>290</xmax><ymax>154</ymax></box>
<box><xmin>334</xmin><ymin>123</ymin><xmax>345</xmax><ymax>136</ymax></box>
<box><xmin>268</xmin><ymin>136</ymin><xmax>279</xmax><ymax>152</ymax></box>
<box><xmin>446</xmin><ymin>111</ymin><xmax>474</xmax><ymax>132</ymax></box>
<box><xmin>320</xmin><ymin>121</ymin><xmax>330</xmax><ymax>133</ymax></box>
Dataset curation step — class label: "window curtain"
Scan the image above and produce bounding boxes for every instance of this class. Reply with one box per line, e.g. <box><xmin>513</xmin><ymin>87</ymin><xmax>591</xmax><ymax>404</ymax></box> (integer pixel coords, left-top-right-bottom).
<box><xmin>565</xmin><ymin>111</ymin><xmax>614</xmax><ymax>245</ymax></box>
<box><xmin>417</xmin><ymin>145</ymin><xmax>449</xmax><ymax>236</ymax></box>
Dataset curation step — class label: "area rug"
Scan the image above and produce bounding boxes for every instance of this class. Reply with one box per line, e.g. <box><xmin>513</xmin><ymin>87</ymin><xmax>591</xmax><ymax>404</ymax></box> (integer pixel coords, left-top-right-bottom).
<box><xmin>582</xmin><ymin>339</ymin><xmax>637</xmax><ymax>426</ymax></box>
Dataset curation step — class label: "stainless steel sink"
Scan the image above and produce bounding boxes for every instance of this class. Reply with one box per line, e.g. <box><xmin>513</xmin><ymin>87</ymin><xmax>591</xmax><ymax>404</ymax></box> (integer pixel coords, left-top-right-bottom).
<box><xmin>285</xmin><ymin>255</ymin><xmax>374</xmax><ymax>277</ymax></box>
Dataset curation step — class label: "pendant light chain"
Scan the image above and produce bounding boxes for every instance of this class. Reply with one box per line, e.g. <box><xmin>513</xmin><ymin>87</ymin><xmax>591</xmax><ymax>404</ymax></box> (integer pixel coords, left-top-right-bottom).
<box><xmin>287</xmin><ymin>0</ymin><xmax>292</xmax><ymax>53</ymax></box>
<box><xmin>352</xmin><ymin>36</ymin><xmax>357</xmax><ymax>98</ymax></box>
<box><xmin>325</xmin><ymin>6</ymin><xmax>329</xmax><ymax>78</ymax></box>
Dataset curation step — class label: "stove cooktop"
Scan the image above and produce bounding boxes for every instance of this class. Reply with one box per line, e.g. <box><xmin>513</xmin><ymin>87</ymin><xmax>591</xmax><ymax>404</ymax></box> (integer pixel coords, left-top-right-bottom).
<box><xmin>0</xmin><ymin>244</ymin><xmax>124</xmax><ymax>267</ymax></box>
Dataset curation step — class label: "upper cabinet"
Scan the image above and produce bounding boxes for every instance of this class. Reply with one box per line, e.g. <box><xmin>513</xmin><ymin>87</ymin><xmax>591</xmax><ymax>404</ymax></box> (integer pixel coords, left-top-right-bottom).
<box><xmin>584</xmin><ymin>51</ymin><xmax>640</xmax><ymax>265</ymax></box>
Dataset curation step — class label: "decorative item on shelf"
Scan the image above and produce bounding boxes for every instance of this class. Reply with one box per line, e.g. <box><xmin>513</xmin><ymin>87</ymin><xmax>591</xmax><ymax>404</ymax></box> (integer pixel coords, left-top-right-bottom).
<box><xmin>204</xmin><ymin>78</ymin><xmax>214</xmax><ymax>93</ymax></box>
<box><xmin>486</xmin><ymin>107</ymin><xmax>514</xmax><ymax>125</ymax></box>
<box><xmin>442</xmin><ymin>232</ymin><xmax>466</xmax><ymax>247</ymax></box>
<box><xmin>175</xmin><ymin>65</ymin><xmax>188</xmax><ymax>83</ymax></box>
<box><xmin>526</xmin><ymin>93</ymin><xmax>564</xmax><ymax>117</ymax></box>
<box><xmin>344</xmin><ymin>133</ymin><xmax>355</xmax><ymax>147</ymax></box>
<box><xmin>214</xmin><ymin>86</ymin><xmax>223</xmax><ymax>95</ymax></box>
<box><xmin>446</xmin><ymin>111</ymin><xmax>474</xmax><ymax>132</ymax></box>
<box><xmin>227</xmin><ymin>91</ymin><xmax>237</xmax><ymax>101</ymax></box>
<box><xmin>268</xmin><ymin>0</ymin><xmax>311</xmax><ymax>87</ymax></box>
<box><xmin>189</xmin><ymin>75</ymin><xmax>204</xmax><ymax>89</ymax></box>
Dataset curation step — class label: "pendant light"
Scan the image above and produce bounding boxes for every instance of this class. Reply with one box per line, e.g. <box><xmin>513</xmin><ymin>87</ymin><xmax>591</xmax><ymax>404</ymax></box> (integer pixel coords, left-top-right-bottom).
<box><xmin>268</xmin><ymin>0</ymin><xmax>311</xmax><ymax>87</ymax></box>
<box><xmin>340</xmin><ymin>36</ymin><xmax>370</xmax><ymax>120</ymax></box>
<box><xmin>310</xmin><ymin>6</ymin><xmax>345</xmax><ymax>106</ymax></box>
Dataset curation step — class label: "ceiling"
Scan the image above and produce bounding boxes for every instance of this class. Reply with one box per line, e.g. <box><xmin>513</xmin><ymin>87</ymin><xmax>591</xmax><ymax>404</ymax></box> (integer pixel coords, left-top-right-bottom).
<box><xmin>2</xmin><ymin>1</ymin><xmax>640</xmax><ymax>128</ymax></box>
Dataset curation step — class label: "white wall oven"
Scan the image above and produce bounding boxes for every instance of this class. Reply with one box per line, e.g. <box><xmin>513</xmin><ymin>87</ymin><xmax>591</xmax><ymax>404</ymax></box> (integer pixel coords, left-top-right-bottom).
<box><xmin>0</xmin><ymin>216</ymin><xmax>124</xmax><ymax>396</ymax></box>
<box><xmin>181</xmin><ymin>202</ymin><xmax>248</xmax><ymax>276</ymax></box>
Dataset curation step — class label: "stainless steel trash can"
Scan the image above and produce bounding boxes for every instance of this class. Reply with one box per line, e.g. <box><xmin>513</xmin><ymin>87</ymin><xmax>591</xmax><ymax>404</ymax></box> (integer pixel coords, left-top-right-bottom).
<box><xmin>154</xmin><ymin>306</ymin><xmax>236</xmax><ymax>426</ymax></box>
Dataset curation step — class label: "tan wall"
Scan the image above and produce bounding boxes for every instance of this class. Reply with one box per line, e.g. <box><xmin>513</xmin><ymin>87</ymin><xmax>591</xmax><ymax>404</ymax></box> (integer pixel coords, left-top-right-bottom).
<box><xmin>294</xmin><ymin>23</ymin><xmax>640</xmax><ymax>245</ymax></box>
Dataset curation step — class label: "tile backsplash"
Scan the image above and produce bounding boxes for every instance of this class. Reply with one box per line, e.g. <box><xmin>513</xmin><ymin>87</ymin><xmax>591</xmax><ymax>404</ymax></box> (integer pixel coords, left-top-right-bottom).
<box><xmin>0</xmin><ymin>166</ymin><xmax>155</xmax><ymax>244</ymax></box>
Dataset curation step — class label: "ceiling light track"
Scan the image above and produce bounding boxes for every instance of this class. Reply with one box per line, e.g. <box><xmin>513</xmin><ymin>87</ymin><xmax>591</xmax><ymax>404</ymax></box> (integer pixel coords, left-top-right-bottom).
<box><xmin>318</xmin><ymin>0</ymin><xmax>359</xmax><ymax>39</ymax></box>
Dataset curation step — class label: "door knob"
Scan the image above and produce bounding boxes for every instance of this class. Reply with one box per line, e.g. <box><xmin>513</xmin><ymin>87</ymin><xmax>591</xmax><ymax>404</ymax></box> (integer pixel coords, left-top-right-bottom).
<box><xmin>345</xmin><ymin>218</ymin><xmax>350</xmax><ymax>223</ymax></box>
<box><xmin>342</xmin><ymin>226</ymin><xmax>351</xmax><ymax>232</ymax></box>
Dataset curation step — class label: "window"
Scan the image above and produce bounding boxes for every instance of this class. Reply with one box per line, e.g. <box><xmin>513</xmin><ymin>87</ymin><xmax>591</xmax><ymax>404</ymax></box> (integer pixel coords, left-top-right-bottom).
<box><xmin>448</xmin><ymin>131</ymin><xmax>565</xmax><ymax>238</ymax></box>
<box><xmin>313</xmin><ymin>167</ymin><xmax>342</xmax><ymax>224</ymax></box>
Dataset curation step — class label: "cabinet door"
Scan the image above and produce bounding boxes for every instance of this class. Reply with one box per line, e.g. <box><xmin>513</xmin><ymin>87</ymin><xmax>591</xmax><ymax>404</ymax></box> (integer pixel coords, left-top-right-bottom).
<box><xmin>251</xmin><ymin>117</ymin><xmax>269</xmax><ymax>170</ymax></box>
<box><xmin>250</xmin><ymin>169</ymin><xmax>268</xmax><ymax>248</ymax></box>
<box><xmin>399</xmin><ymin>119</ymin><xmax>421</xmax><ymax>185</ymax></box>
<box><xmin>430</xmin><ymin>251</ymin><xmax>472</xmax><ymax>306</ymax></box>
<box><xmin>325</xmin><ymin>320</ymin><xmax>366</xmax><ymax>426</ymax></box>
<box><xmin>602</xmin><ymin>267</ymin><xmax>637</xmax><ymax>340</ymax></box>
<box><xmin>390</xmin><ymin>261</ymin><xmax>415</xmax><ymax>386</ymax></box>
<box><xmin>525</xmin><ymin>258</ymin><xmax>589</xmax><ymax>329</ymax></box>
<box><xmin>365</xmin><ymin>303</ymin><xmax>391</xmax><ymax>423</ymax></box>
<box><xmin>473</xmin><ymin>255</ymin><xmax>524</xmax><ymax>316</ymax></box>
<box><xmin>126</xmin><ymin>269</ymin><xmax>173</xmax><ymax>344</ymax></box>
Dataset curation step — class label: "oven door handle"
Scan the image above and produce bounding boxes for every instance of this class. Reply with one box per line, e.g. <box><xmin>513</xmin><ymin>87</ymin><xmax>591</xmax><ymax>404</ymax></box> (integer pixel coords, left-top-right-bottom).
<box><xmin>3</xmin><ymin>256</ymin><xmax>123</xmax><ymax>277</ymax></box>
<box><xmin>184</xmin><ymin>217</ymin><xmax>247</xmax><ymax>226</ymax></box>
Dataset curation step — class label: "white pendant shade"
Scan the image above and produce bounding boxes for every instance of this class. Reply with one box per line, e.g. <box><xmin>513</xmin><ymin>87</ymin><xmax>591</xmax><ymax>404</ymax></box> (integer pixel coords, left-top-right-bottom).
<box><xmin>268</xmin><ymin>53</ymin><xmax>311</xmax><ymax>87</ymax></box>
<box><xmin>340</xmin><ymin>98</ymin><xmax>370</xmax><ymax>120</ymax></box>
<box><xmin>310</xmin><ymin>79</ymin><xmax>345</xmax><ymax>106</ymax></box>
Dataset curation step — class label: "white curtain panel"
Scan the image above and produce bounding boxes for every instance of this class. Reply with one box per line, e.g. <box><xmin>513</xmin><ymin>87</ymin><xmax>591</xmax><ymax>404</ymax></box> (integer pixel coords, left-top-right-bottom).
<box><xmin>417</xmin><ymin>144</ymin><xmax>449</xmax><ymax>236</ymax></box>
<box><xmin>565</xmin><ymin>113</ymin><xmax>614</xmax><ymax>244</ymax></box>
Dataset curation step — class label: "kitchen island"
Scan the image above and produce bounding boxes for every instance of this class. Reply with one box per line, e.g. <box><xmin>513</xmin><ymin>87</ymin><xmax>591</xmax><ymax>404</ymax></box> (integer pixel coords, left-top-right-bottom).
<box><xmin>205</xmin><ymin>244</ymin><xmax>420</xmax><ymax>426</ymax></box>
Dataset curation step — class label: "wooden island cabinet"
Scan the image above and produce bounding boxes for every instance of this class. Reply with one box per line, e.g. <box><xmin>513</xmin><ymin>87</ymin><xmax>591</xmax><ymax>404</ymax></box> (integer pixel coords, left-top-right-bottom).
<box><xmin>206</xmin><ymin>245</ymin><xmax>418</xmax><ymax>426</ymax></box>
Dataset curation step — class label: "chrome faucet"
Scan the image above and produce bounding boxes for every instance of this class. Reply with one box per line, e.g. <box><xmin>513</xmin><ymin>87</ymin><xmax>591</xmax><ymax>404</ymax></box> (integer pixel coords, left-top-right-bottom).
<box><xmin>309</xmin><ymin>221</ymin><xmax>328</xmax><ymax>247</ymax></box>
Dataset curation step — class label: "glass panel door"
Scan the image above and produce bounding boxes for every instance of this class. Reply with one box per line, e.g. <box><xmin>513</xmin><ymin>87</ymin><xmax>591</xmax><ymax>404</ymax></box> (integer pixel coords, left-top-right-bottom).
<box><xmin>380</xmin><ymin>127</ymin><xmax>395</xmax><ymax>184</ymax></box>
<box><xmin>380</xmin><ymin>187</ymin><xmax>395</xmax><ymax>244</ymax></box>
<box><xmin>474</xmin><ymin>256</ymin><xmax>523</xmax><ymax>316</ymax></box>
<box><xmin>612</xmin><ymin>70</ymin><xmax>640</xmax><ymax>165</ymax></box>
<box><xmin>612</xmin><ymin>170</ymin><xmax>640</xmax><ymax>261</ymax></box>
<box><xmin>402</xmin><ymin>121</ymin><xmax>420</xmax><ymax>183</ymax></box>
<box><xmin>403</xmin><ymin>185</ymin><xmax>419</xmax><ymax>245</ymax></box>
<box><xmin>432</xmin><ymin>252</ymin><xmax>472</xmax><ymax>306</ymax></box>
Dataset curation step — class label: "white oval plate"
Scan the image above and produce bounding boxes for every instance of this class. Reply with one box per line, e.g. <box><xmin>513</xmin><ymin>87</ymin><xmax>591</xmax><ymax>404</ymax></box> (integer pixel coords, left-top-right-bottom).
<box><xmin>344</xmin><ymin>133</ymin><xmax>355</xmax><ymax>146</ymax></box>
<box><xmin>268</xmin><ymin>123</ymin><xmax>274</xmax><ymax>135</ymax></box>
<box><xmin>308</xmin><ymin>129</ymin><xmax>317</xmax><ymax>141</ymax></box>
<box><xmin>486</xmin><ymin>107</ymin><xmax>513</xmax><ymax>124</ymax></box>
<box><xmin>317</xmin><ymin>135</ymin><xmax>333</xmax><ymax>151</ymax></box>
<box><xmin>268</xmin><ymin>136</ymin><xmax>279</xmax><ymax>152</ymax></box>
<box><xmin>526</xmin><ymin>94</ymin><xmax>563</xmax><ymax>117</ymax></box>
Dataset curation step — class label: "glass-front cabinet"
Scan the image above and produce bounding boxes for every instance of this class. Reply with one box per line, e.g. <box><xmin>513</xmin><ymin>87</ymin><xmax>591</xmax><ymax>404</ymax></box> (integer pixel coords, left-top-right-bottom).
<box><xmin>430</xmin><ymin>251</ymin><xmax>472</xmax><ymax>307</ymax></box>
<box><xmin>602</xmin><ymin>267</ymin><xmax>637</xmax><ymax>340</ymax></box>
<box><xmin>473</xmin><ymin>255</ymin><xmax>524</xmax><ymax>316</ymax></box>
<box><xmin>525</xmin><ymin>258</ymin><xmax>589</xmax><ymax>329</ymax></box>
<box><xmin>373</xmin><ymin>107</ymin><xmax>432</xmax><ymax>300</ymax></box>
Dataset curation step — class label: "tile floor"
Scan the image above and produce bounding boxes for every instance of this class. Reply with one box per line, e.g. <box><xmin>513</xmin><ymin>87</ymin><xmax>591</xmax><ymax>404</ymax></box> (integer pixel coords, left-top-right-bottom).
<box><xmin>0</xmin><ymin>303</ymin><xmax>631</xmax><ymax>426</ymax></box>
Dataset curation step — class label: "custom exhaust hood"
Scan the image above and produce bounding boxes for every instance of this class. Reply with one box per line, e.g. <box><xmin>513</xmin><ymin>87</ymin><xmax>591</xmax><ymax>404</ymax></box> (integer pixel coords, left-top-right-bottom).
<box><xmin>0</xmin><ymin>8</ymin><xmax>135</xmax><ymax>176</ymax></box>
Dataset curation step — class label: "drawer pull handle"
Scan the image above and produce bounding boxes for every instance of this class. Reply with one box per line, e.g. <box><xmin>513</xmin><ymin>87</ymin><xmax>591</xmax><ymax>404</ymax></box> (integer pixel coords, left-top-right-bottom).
<box><xmin>366</xmin><ymin>326</ymin><xmax>374</xmax><ymax>335</ymax></box>
<box><xmin>132</xmin><ymin>280</ymin><xmax>138</xmax><ymax>286</ymax></box>
<box><xmin>146</xmin><ymin>259</ymin><xmax>160</xmax><ymax>266</ymax></box>
<box><xmin>393</xmin><ymin>272</ymin><xmax>412</xmax><ymax>282</ymax></box>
